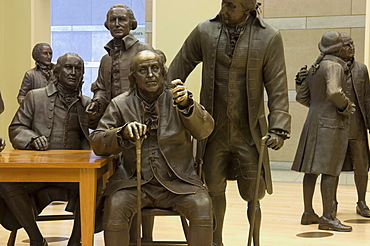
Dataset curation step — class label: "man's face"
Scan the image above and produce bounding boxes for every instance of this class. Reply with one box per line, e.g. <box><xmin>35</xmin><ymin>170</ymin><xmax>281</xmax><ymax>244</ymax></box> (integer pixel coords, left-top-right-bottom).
<box><xmin>135</xmin><ymin>52</ymin><xmax>163</xmax><ymax>96</ymax></box>
<box><xmin>339</xmin><ymin>37</ymin><xmax>355</xmax><ymax>61</ymax></box>
<box><xmin>38</xmin><ymin>45</ymin><xmax>52</xmax><ymax>66</ymax></box>
<box><xmin>220</xmin><ymin>0</ymin><xmax>250</xmax><ymax>27</ymax></box>
<box><xmin>107</xmin><ymin>7</ymin><xmax>131</xmax><ymax>39</ymax></box>
<box><xmin>58</xmin><ymin>55</ymin><xmax>84</xmax><ymax>91</ymax></box>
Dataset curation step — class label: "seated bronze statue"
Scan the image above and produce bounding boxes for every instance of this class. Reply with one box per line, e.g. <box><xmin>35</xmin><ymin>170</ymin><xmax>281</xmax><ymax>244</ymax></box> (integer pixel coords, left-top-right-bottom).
<box><xmin>90</xmin><ymin>50</ymin><xmax>215</xmax><ymax>246</ymax></box>
<box><xmin>0</xmin><ymin>53</ymin><xmax>98</xmax><ymax>246</ymax></box>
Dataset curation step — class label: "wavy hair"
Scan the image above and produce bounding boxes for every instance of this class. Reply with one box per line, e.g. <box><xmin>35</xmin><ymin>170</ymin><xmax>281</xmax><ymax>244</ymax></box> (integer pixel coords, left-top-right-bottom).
<box><xmin>104</xmin><ymin>4</ymin><xmax>137</xmax><ymax>31</ymax></box>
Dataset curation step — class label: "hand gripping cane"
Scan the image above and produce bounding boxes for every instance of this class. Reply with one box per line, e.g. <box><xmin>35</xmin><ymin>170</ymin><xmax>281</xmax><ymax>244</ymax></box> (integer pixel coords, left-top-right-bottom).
<box><xmin>247</xmin><ymin>135</ymin><xmax>270</xmax><ymax>246</ymax></box>
<box><xmin>135</xmin><ymin>138</ymin><xmax>143</xmax><ymax>246</ymax></box>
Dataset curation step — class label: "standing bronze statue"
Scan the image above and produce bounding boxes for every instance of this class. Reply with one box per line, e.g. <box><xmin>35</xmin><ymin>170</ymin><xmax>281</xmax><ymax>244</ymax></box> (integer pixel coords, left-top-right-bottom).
<box><xmin>17</xmin><ymin>43</ymin><xmax>54</xmax><ymax>104</ymax></box>
<box><xmin>85</xmin><ymin>3</ymin><xmax>155</xmax><ymax>241</ymax></box>
<box><xmin>86</xmin><ymin>3</ymin><xmax>154</xmax><ymax>120</ymax></box>
<box><xmin>0</xmin><ymin>53</ymin><xmax>97</xmax><ymax>246</ymax></box>
<box><xmin>90</xmin><ymin>50</ymin><xmax>214</xmax><ymax>246</ymax></box>
<box><xmin>292</xmin><ymin>31</ymin><xmax>355</xmax><ymax>232</ymax></box>
<box><xmin>294</xmin><ymin>32</ymin><xmax>370</xmax><ymax>222</ymax></box>
<box><xmin>168</xmin><ymin>1</ymin><xmax>291</xmax><ymax>245</ymax></box>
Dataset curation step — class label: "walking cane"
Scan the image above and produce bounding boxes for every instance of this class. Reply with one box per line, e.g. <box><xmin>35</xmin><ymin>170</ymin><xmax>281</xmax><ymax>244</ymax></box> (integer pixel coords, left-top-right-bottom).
<box><xmin>135</xmin><ymin>138</ymin><xmax>143</xmax><ymax>246</ymax></box>
<box><xmin>247</xmin><ymin>135</ymin><xmax>270</xmax><ymax>246</ymax></box>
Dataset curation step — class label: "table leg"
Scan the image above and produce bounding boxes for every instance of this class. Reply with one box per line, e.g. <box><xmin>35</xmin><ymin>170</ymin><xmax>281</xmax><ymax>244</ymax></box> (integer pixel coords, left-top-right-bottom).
<box><xmin>79</xmin><ymin>168</ymin><xmax>97</xmax><ymax>246</ymax></box>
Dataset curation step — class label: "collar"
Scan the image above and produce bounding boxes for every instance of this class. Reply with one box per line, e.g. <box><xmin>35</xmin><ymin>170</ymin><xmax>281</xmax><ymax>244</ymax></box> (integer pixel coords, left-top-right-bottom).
<box><xmin>46</xmin><ymin>82</ymin><xmax>82</xmax><ymax>99</ymax></box>
<box><xmin>104</xmin><ymin>33</ymin><xmax>139</xmax><ymax>54</ymax></box>
<box><xmin>36</xmin><ymin>62</ymin><xmax>53</xmax><ymax>71</ymax></box>
<box><xmin>210</xmin><ymin>10</ymin><xmax>266</xmax><ymax>29</ymax></box>
<box><xmin>323</xmin><ymin>55</ymin><xmax>349</xmax><ymax>72</ymax></box>
<box><xmin>136</xmin><ymin>86</ymin><xmax>165</xmax><ymax>104</ymax></box>
<box><xmin>346</xmin><ymin>57</ymin><xmax>355</xmax><ymax>68</ymax></box>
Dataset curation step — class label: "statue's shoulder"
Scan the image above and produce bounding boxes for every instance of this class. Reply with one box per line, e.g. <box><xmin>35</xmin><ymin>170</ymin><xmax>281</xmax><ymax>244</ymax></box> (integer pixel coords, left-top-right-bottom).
<box><xmin>354</xmin><ymin>60</ymin><xmax>367</xmax><ymax>69</ymax></box>
<box><xmin>111</xmin><ymin>91</ymin><xmax>132</xmax><ymax>105</ymax></box>
<box><xmin>198</xmin><ymin>17</ymin><xmax>218</xmax><ymax>30</ymax></box>
<box><xmin>29</xmin><ymin>86</ymin><xmax>47</xmax><ymax>96</ymax></box>
<box><xmin>137</xmin><ymin>41</ymin><xmax>153</xmax><ymax>50</ymax></box>
<box><xmin>100</xmin><ymin>53</ymin><xmax>111</xmax><ymax>62</ymax></box>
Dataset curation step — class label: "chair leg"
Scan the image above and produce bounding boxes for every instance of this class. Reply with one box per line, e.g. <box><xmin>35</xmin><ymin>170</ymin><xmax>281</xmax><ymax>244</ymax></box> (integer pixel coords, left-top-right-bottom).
<box><xmin>7</xmin><ymin>230</ymin><xmax>17</xmax><ymax>246</ymax></box>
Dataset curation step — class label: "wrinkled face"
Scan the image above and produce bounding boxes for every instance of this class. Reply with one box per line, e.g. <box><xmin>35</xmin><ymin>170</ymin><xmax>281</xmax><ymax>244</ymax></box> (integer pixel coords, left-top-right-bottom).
<box><xmin>108</xmin><ymin>7</ymin><xmax>131</xmax><ymax>39</ymax></box>
<box><xmin>219</xmin><ymin>0</ymin><xmax>249</xmax><ymax>27</ymax></box>
<box><xmin>38</xmin><ymin>45</ymin><xmax>52</xmax><ymax>66</ymax></box>
<box><xmin>135</xmin><ymin>52</ymin><xmax>163</xmax><ymax>96</ymax></box>
<box><xmin>58</xmin><ymin>55</ymin><xmax>84</xmax><ymax>91</ymax></box>
<box><xmin>339</xmin><ymin>36</ymin><xmax>355</xmax><ymax>61</ymax></box>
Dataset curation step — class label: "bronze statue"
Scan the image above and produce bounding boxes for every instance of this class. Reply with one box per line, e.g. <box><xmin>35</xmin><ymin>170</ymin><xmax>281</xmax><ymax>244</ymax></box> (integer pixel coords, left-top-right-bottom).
<box><xmin>167</xmin><ymin>0</ymin><xmax>291</xmax><ymax>245</ymax></box>
<box><xmin>90</xmin><ymin>50</ymin><xmax>214</xmax><ymax>246</ymax></box>
<box><xmin>17</xmin><ymin>43</ymin><xmax>54</xmax><ymax>104</ymax></box>
<box><xmin>294</xmin><ymin>32</ymin><xmax>370</xmax><ymax>222</ymax></box>
<box><xmin>0</xmin><ymin>53</ymin><xmax>97</xmax><ymax>246</ymax></box>
<box><xmin>86</xmin><ymin>3</ymin><xmax>154</xmax><ymax>120</ymax></box>
<box><xmin>0</xmin><ymin>91</ymin><xmax>5</xmax><ymax>152</ymax></box>
<box><xmin>292</xmin><ymin>31</ymin><xmax>355</xmax><ymax>232</ymax></box>
<box><xmin>85</xmin><ymin>4</ymin><xmax>156</xmax><ymax>241</ymax></box>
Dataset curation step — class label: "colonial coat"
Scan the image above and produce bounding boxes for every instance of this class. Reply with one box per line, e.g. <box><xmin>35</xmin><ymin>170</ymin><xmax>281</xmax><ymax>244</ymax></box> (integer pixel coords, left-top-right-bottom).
<box><xmin>9</xmin><ymin>83</ymin><xmax>92</xmax><ymax>150</ymax></box>
<box><xmin>17</xmin><ymin>64</ymin><xmax>54</xmax><ymax>104</ymax></box>
<box><xmin>168</xmin><ymin>11</ymin><xmax>291</xmax><ymax>194</ymax></box>
<box><xmin>90</xmin><ymin>89</ymin><xmax>214</xmax><ymax>194</ymax></box>
<box><xmin>2</xmin><ymin>82</ymin><xmax>94</xmax><ymax>231</ymax></box>
<box><xmin>91</xmin><ymin>34</ymin><xmax>153</xmax><ymax>116</ymax></box>
<box><xmin>292</xmin><ymin>55</ymin><xmax>355</xmax><ymax>176</ymax></box>
<box><xmin>341</xmin><ymin>60</ymin><xmax>370</xmax><ymax>171</ymax></box>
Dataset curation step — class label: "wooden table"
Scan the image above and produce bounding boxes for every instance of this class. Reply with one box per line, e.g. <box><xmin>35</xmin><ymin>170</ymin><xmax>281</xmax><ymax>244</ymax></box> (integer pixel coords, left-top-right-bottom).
<box><xmin>0</xmin><ymin>149</ymin><xmax>113</xmax><ymax>246</ymax></box>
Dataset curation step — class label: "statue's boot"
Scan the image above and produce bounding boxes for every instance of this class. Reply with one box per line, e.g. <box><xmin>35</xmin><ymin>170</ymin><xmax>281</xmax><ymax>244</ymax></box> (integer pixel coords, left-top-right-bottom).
<box><xmin>354</xmin><ymin>174</ymin><xmax>370</xmax><ymax>217</ymax></box>
<box><xmin>3</xmin><ymin>192</ymin><xmax>44</xmax><ymax>245</ymax></box>
<box><xmin>302</xmin><ymin>173</ymin><xmax>319</xmax><ymax>221</ymax></box>
<box><xmin>67</xmin><ymin>202</ymin><xmax>81</xmax><ymax>246</ymax></box>
<box><xmin>318</xmin><ymin>216</ymin><xmax>352</xmax><ymax>232</ymax></box>
<box><xmin>301</xmin><ymin>211</ymin><xmax>319</xmax><ymax>225</ymax></box>
<box><xmin>356</xmin><ymin>201</ymin><xmax>370</xmax><ymax>217</ymax></box>
<box><xmin>130</xmin><ymin>214</ymin><xmax>154</xmax><ymax>242</ymax></box>
<box><xmin>319</xmin><ymin>174</ymin><xmax>352</xmax><ymax>232</ymax></box>
<box><xmin>247</xmin><ymin>201</ymin><xmax>261</xmax><ymax>246</ymax></box>
<box><xmin>30</xmin><ymin>238</ymin><xmax>48</xmax><ymax>246</ymax></box>
<box><xmin>104</xmin><ymin>229</ymin><xmax>130</xmax><ymax>246</ymax></box>
<box><xmin>210</xmin><ymin>193</ymin><xmax>226</xmax><ymax>246</ymax></box>
<box><xmin>188</xmin><ymin>219</ymin><xmax>213</xmax><ymax>246</ymax></box>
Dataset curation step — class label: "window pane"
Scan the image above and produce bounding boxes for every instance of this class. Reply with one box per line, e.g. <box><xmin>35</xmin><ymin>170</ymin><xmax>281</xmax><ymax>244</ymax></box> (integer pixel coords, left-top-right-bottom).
<box><xmin>51</xmin><ymin>0</ymin><xmax>146</xmax><ymax>97</ymax></box>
